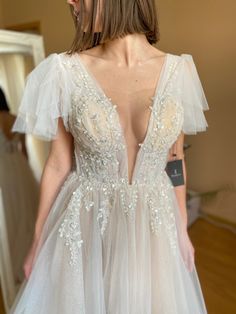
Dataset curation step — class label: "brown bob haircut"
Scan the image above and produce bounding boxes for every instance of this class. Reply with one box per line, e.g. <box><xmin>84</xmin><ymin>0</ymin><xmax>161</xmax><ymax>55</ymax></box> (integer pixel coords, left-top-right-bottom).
<box><xmin>67</xmin><ymin>0</ymin><xmax>160</xmax><ymax>54</ymax></box>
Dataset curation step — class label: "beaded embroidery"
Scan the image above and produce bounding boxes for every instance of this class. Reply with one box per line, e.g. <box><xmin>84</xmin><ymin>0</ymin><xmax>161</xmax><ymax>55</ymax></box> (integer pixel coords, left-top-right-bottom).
<box><xmin>57</xmin><ymin>53</ymin><xmax>184</xmax><ymax>267</ymax></box>
<box><xmin>146</xmin><ymin>172</ymin><xmax>178</xmax><ymax>252</ymax></box>
<box><xmin>58</xmin><ymin>188</ymin><xmax>83</xmax><ymax>269</ymax></box>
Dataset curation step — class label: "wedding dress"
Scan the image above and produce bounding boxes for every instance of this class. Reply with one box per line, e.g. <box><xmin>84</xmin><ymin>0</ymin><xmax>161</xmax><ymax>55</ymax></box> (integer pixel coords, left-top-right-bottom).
<box><xmin>9</xmin><ymin>51</ymin><xmax>209</xmax><ymax>313</ymax></box>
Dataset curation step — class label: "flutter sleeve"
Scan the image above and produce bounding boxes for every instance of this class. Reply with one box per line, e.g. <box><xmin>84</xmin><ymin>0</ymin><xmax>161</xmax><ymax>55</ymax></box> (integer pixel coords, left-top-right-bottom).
<box><xmin>11</xmin><ymin>53</ymin><xmax>72</xmax><ymax>141</ymax></box>
<box><xmin>179</xmin><ymin>54</ymin><xmax>209</xmax><ymax>135</ymax></box>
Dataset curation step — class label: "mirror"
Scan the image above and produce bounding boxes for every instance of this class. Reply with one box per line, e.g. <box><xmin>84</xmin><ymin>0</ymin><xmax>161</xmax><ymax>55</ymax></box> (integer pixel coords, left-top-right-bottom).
<box><xmin>0</xmin><ymin>29</ymin><xmax>46</xmax><ymax>313</ymax></box>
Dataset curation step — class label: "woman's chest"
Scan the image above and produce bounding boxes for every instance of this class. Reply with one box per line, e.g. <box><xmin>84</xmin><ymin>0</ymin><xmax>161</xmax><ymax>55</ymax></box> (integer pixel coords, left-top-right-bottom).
<box><xmin>62</xmin><ymin>54</ymin><xmax>184</xmax><ymax>155</ymax></box>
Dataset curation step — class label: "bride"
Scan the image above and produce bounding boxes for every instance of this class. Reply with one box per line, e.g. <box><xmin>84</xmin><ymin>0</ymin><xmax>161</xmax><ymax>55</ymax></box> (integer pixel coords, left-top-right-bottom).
<box><xmin>10</xmin><ymin>0</ymin><xmax>209</xmax><ymax>313</ymax></box>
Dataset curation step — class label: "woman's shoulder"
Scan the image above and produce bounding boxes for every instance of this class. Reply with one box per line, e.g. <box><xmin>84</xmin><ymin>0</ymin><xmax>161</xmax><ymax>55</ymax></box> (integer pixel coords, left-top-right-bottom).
<box><xmin>165</xmin><ymin>51</ymin><xmax>192</xmax><ymax>58</ymax></box>
<box><xmin>25</xmin><ymin>51</ymin><xmax>77</xmax><ymax>85</ymax></box>
<box><xmin>26</xmin><ymin>52</ymin><xmax>61</xmax><ymax>81</ymax></box>
<box><xmin>11</xmin><ymin>51</ymin><xmax>75</xmax><ymax>141</ymax></box>
<box><xmin>29</xmin><ymin>51</ymin><xmax>74</xmax><ymax>74</ymax></box>
<box><xmin>164</xmin><ymin>52</ymin><xmax>194</xmax><ymax>65</ymax></box>
<box><xmin>57</xmin><ymin>51</ymin><xmax>77</xmax><ymax>67</ymax></box>
<box><xmin>165</xmin><ymin>52</ymin><xmax>202</xmax><ymax>82</ymax></box>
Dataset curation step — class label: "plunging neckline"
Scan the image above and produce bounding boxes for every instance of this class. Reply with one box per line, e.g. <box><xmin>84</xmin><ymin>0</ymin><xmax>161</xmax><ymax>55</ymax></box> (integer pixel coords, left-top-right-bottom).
<box><xmin>73</xmin><ymin>52</ymin><xmax>169</xmax><ymax>185</ymax></box>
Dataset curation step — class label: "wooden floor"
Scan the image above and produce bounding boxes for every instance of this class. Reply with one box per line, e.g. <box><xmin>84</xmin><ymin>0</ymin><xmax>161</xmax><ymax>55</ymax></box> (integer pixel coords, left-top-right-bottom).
<box><xmin>0</xmin><ymin>218</ymin><xmax>235</xmax><ymax>314</ymax></box>
<box><xmin>188</xmin><ymin>218</ymin><xmax>236</xmax><ymax>313</ymax></box>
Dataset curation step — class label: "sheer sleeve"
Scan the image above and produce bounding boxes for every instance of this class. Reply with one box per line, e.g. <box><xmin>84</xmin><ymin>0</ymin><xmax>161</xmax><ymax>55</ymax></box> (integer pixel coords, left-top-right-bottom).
<box><xmin>11</xmin><ymin>53</ymin><xmax>73</xmax><ymax>141</ymax></box>
<box><xmin>179</xmin><ymin>54</ymin><xmax>209</xmax><ymax>135</ymax></box>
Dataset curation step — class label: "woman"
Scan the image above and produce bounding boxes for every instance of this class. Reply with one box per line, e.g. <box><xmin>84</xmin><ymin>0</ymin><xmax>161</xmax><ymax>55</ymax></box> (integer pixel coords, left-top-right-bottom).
<box><xmin>10</xmin><ymin>0</ymin><xmax>209</xmax><ymax>313</ymax></box>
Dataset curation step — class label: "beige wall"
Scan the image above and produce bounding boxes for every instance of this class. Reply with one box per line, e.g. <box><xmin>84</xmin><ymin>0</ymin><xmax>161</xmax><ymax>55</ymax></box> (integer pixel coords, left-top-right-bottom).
<box><xmin>1</xmin><ymin>0</ymin><xmax>74</xmax><ymax>54</ymax></box>
<box><xmin>157</xmin><ymin>0</ymin><xmax>236</xmax><ymax>195</ymax></box>
<box><xmin>0</xmin><ymin>0</ymin><xmax>4</xmax><ymax>28</ymax></box>
<box><xmin>0</xmin><ymin>0</ymin><xmax>235</xmax><ymax>197</ymax></box>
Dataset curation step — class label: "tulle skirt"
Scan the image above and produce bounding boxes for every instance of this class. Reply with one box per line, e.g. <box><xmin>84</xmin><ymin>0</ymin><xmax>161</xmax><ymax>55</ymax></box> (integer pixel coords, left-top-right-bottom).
<box><xmin>9</xmin><ymin>171</ymin><xmax>207</xmax><ymax>314</ymax></box>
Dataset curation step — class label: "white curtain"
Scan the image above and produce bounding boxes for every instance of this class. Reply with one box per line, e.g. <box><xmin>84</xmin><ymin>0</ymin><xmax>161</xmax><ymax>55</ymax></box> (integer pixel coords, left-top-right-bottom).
<box><xmin>0</xmin><ymin>53</ymin><xmax>26</xmax><ymax>113</ymax></box>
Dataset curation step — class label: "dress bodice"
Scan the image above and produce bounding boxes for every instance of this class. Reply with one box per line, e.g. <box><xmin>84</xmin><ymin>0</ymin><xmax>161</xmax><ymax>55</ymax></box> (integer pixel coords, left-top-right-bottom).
<box><xmin>51</xmin><ymin>54</ymin><xmax>187</xmax><ymax>235</ymax></box>
<box><xmin>11</xmin><ymin>51</ymin><xmax>209</xmax><ymax>192</ymax></box>
<box><xmin>64</xmin><ymin>53</ymin><xmax>184</xmax><ymax>189</ymax></box>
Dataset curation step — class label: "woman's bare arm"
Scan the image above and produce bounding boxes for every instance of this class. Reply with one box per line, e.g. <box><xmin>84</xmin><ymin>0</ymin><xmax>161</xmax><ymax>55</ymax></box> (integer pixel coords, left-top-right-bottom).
<box><xmin>168</xmin><ymin>131</ymin><xmax>188</xmax><ymax>229</ymax></box>
<box><xmin>33</xmin><ymin>118</ymin><xmax>74</xmax><ymax>241</ymax></box>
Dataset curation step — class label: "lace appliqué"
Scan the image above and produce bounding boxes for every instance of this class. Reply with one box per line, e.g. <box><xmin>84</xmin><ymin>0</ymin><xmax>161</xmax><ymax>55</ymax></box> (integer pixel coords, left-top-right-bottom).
<box><xmin>58</xmin><ymin>188</ymin><xmax>83</xmax><ymax>269</ymax></box>
<box><xmin>81</xmin><ymin>179</ymin><xmax>115</xmax><ymax>235</ymax></box>
<box><xmin>97</xmin><ymin>198</ymin><xmax>112</xmax><ymax>235</ymax></box>
<box><xmin>146</xmin><ymin>175</ymin><xmax>178</xmax><ymax>252</ymax></box>
<box><xmin>120</xmin><ymin>181</ymin><xmax>138</xmax><ymax>220</ymax></box>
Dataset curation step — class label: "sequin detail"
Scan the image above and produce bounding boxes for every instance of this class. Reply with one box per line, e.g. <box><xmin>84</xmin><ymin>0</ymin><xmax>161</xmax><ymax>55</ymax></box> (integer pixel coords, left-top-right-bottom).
<box><xmin>57</xmin><ymin>54</ymin><xmax>184</xmax><ymax>267</ymax></box>
<box><xmin>146</xmin><ymin>175</ymin><xmax>178</xmax><ymax>252</ymax></box>
<box><xmin>58</xmin><ymin>188</ymin><xmax>83</xmax><ymax>269</ymax></box>
<box><xmin>58</xmin><ymin>172</ymin><xmax>178</xmax><ymax>267</ymax></box>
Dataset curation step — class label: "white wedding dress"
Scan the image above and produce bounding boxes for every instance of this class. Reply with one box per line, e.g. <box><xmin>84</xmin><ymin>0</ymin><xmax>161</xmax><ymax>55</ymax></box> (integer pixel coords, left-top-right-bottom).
<box><xmin>9</xmin><ymin>51</ymin><xmax>209</xmax><ymax>314</ymax></box>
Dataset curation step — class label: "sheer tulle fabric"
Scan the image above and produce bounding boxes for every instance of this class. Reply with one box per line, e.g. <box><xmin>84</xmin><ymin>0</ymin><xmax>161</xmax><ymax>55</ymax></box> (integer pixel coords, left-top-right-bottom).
<box><xmin>11</xmin><ymin>53</ymin><xmax>74</xmax><ymax>141</ymax></box>
<box><xmin>179</xmin><ymin>54</ymin><xmax>209</xmax><ymax>134</ymax></box>
<box><xmin>10</xmin><ymin>172</ymin><xmax>207</xmax><ymax>314</ymax></box>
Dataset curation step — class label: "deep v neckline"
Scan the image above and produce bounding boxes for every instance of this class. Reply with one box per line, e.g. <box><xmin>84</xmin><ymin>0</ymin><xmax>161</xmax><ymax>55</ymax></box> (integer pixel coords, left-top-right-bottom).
<box><xmin>73</xmin><ymin>52</ymin><xmax>169</xmax><ymax>185</ymax></box>
<box><xmin>74</xmin><ymin>53</ymin><xmax>168</xmax><ymax>143</ymax></box>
